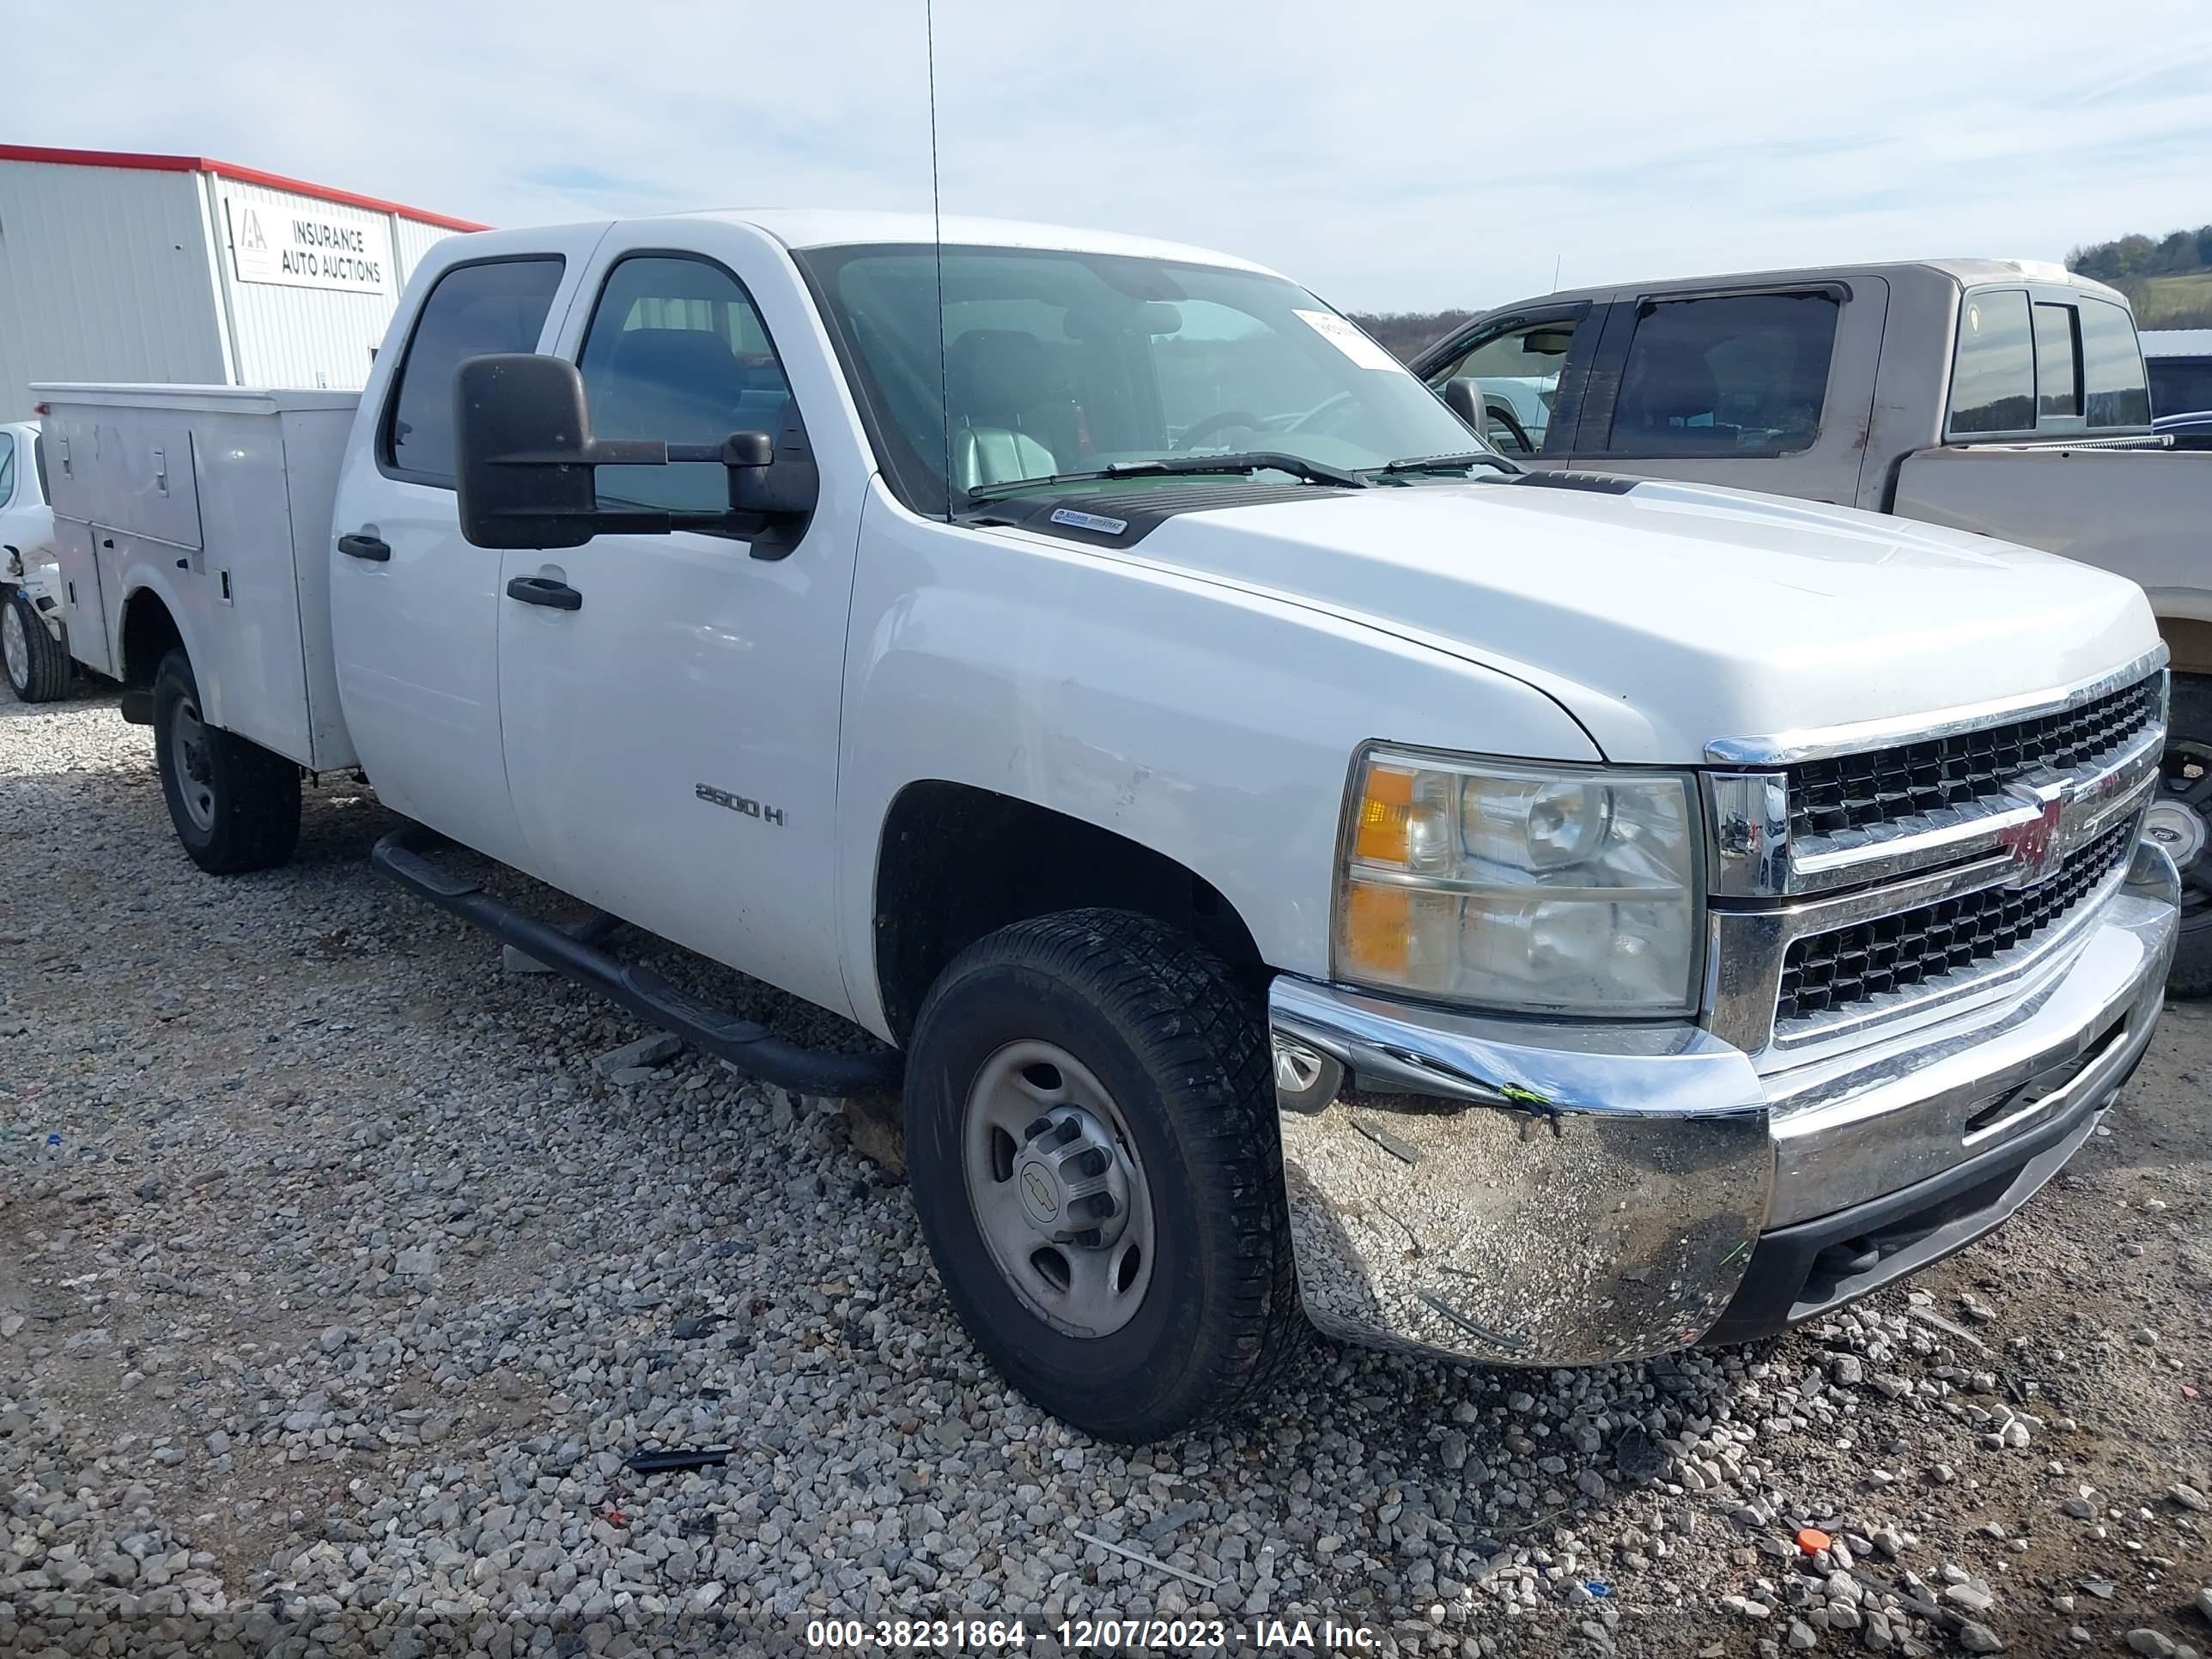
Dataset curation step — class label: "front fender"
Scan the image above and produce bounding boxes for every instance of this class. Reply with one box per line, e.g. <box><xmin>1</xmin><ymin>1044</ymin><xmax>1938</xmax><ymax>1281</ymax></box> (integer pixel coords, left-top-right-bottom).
<box><xmin>834</xmin><ymin>482</ymin><xmax>1601</xmax><ymax>1038</ymax></box>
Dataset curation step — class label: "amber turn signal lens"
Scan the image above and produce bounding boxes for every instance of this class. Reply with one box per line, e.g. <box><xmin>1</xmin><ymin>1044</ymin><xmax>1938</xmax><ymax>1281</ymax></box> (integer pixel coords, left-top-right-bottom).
<box><xmin>1353</xmin><ymin>764</ymin><xmax>1417</xmax><ymax>866</ymax></box>
<box><xmin>1339</xmin><ymin>881</ymin><xmax>1412</xmax><ymax>976</ymax></box>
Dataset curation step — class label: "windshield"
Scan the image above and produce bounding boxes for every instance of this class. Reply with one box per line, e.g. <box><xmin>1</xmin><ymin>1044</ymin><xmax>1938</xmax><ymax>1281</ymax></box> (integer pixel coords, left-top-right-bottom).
<box><xmin>796</xmin><ymin>243</ymin><xmax>1490</xmax><ymax>514</ymax></box>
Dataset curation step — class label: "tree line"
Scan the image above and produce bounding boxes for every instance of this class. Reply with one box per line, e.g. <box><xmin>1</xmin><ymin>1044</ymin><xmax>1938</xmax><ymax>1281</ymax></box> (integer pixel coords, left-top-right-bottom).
<box><xmin>1345</xmin><ymin>311</ymin><xmax>1474</xmax><ymax>364</ymax></box>
<box><xmin>2069</xmin><ymin>226</ymin><xmax>2212</xmax><ymax>283</ymax></box>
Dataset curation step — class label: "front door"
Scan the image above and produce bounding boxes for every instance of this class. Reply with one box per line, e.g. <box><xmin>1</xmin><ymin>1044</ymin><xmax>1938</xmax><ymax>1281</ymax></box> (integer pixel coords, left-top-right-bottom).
<box><xmin>493</xmin><ymin>222</ymin><xmax>866</xmax><ymax>1019</ymax></box>
<box><xmin>1418</xmin><ymin>303</ymin><xmax>1595</xmax><ymax>465</ymax></box>
<box><xmin>329</xmin><ymin>240</ymin><xmax>597</xmax><ymax>867</ymax></box>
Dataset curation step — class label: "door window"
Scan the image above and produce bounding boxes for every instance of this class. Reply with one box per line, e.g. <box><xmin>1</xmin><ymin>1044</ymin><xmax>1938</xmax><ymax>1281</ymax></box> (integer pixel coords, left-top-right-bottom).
<box><xmin>383</xmin><ymin>258</ymin><xmax>568</xmax><ymax>484</ymax></box>
<box><xmin>1948</xmin><ymin>290</ymin><xmax>2035</xmax><ymax>436</ymax></box>
<box><xmin>2078</xmin><ymin>299</ymin><xmax>2152</xmax><ymax>428</ymax></box>
<box><xmin>576</xmin><ymin>256</ymin><xmax>793</xmax><ymax>515</ymax></box>
<box><xmin>0</xmin><ymin>434</ymin><xmax>14</xmax><ymax>508</ymax></box>
<box><xmin>1425</xmin><ymin>319</ymin><xmax>1578</xmax><ymax>454</ymax></box>
<box><xmin>1601</xmin><ymin>293</ymin><xmax>1838</xmax><ymax>457</ymax></box>
<box><xmin>2032</xmin><ymin>303</ymin><xmax>2080</xmax><ymax>418</ymax></box>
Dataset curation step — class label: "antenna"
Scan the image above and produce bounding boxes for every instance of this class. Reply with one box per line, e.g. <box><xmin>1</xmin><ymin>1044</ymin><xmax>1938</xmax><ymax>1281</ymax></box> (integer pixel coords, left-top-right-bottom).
<box><xmin>927</xmin><ymin>0</ymin><xmax>951</xmax><ymax>522</ymax></box>
<box><xmin>1551</xmin><ymin>253</ymin><xmax>1562</xmax><ymax>293</ymax></box>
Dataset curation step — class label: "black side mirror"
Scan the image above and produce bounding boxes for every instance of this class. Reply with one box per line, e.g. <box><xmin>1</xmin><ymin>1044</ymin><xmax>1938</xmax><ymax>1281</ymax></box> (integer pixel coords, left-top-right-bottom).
<box><xmin>453</xmin><ymin>353</ymin><xmax>813</xmax><ymax>554</ymax></box>
<box><xmin>1443</xmin><ymin>376</ymin><xmax>1482</xmax><ymax>428</ymax></box>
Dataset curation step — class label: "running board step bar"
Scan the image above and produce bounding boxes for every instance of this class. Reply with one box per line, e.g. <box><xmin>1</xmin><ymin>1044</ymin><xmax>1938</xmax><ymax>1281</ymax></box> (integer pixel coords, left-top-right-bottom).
<box><xmin>371</xmin><ymin>825</ymin><xmax>899</xmax><ymax>1097</ymax></box>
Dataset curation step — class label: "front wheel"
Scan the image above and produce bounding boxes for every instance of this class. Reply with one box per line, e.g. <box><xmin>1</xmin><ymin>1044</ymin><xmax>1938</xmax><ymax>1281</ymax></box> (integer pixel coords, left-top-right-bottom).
<box><xmin>2149</xmin><ymin>674</ymin><xmax>2212</xmax><ymax>997</ymax></box>
<box><xmin>151</xmin><ymin>649</ymin><xmax>301</xmax><ymax>874</ymax></box>
<box><xmin>904</xmin><ymin>908</ymin><xmax>1307</xmax><ymax>1443</ymax></box>
<box><xmin>3</xmin><ymin>588</ymin><xmax>70</xmax><ymax>702</ymax></box>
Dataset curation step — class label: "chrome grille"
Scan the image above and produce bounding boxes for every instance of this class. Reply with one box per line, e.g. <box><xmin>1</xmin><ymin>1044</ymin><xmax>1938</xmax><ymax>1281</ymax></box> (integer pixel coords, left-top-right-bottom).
<box><xmin>1787</xmin><ymin>674</ymin><xmax>2162</xmax><ymax>839</ymax></box>
<box><xmin>1775</xmin><ymin>821</ymin><xmax>2136</xmax><ymax>1024</ymax></box>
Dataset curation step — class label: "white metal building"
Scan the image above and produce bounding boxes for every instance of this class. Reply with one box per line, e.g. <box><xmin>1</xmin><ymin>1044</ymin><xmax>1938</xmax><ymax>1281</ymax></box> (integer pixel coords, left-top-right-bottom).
<box><xmin>2141</xmin><ymin>328</ymin><xmax>2212</xmax><ymax>359</ymax></box>
<box><xmin>0</xmin><ymin>144</ymin><xmax>484</xmax><ymax>419</ymax></box>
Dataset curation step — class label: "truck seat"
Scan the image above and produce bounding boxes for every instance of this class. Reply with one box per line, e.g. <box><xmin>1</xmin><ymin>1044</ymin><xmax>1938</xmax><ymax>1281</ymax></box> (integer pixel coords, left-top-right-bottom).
<box><xmin>1614</xmin><ymin>343</ymin><xmax>1741</xmax><ymax>450</ymax></box>
<box><xmin>946</xmin><ymin>329</ymin><xmax>1061</xmax><ymax>490</ymax></box>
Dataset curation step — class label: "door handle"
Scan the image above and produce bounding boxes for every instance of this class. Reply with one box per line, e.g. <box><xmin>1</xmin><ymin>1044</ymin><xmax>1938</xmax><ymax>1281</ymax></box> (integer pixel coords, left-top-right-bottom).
<box><xmin>506</xmin><ymin>574</ymin><xmax>582</xmax><ymax>611</ymax></box>
<box><xmin>338</xmin><ymin>532</ymin><xmax>391</xmax><ymax>562</ymax></box>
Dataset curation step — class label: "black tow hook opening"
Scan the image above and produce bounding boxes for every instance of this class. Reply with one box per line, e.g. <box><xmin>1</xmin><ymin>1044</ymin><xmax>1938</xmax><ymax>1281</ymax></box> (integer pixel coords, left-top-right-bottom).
<box><xmin>369</xmin><ymin>824</ymin><xmax>900</xmax><ymax>1097</ymax></box>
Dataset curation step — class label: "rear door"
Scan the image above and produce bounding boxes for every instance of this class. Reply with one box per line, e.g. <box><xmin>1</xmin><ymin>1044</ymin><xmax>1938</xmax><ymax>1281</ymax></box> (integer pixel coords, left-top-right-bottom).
<box><xmin>1568</xmin><ymin>277</ymin><xmax>1890</xmax><ymax>505</ymax></box>
<box><xmin>329</xmin><ymin>238</ymin><xmax>599</xmax><ymax>870</ymax></box>
<box><xmin>491</xmin><ymin>221</ymin><xmax>867</xmax><ymax>1018</ymax></box>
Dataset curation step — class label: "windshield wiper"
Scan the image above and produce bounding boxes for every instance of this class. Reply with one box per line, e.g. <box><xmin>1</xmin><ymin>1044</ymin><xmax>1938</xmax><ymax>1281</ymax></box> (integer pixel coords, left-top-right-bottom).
<box><xmin>1368</xmin><ymin>450</ymin><xmax>1521</xmax><ymax>478</ymax></box>
<box><xmin>967</xmin><ymin>451</ymin><xmax>1370</xmax><ymax>502</ymax></box>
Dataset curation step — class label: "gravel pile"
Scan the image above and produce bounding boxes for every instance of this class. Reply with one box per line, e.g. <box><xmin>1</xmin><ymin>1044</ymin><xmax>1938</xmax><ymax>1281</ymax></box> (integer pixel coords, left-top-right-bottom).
<box><xmin>4</xmin><ymin>690</ymin><xmax>2209</xmax><ymax>1658</ymax></box>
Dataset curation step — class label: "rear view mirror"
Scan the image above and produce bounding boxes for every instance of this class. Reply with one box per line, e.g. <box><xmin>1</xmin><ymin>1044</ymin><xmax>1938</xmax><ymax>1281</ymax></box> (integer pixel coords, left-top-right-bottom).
<box><xmin>453</xmin><ymin>354</ymin><xmax>802</xmax><ymax>553</ymax></box>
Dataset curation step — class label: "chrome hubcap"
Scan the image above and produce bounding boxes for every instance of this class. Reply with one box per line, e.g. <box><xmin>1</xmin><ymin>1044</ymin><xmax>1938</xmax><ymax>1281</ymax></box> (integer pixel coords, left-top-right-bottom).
<box><xmin>962</xmin><ymin>1040</ymin><xmax>1154</xmax><ymax>1337</ymax></box>
<box><xmin>170</xmin><ymin>696</ymin><xmax>217</xmax><ymax>832</ymax></box>
<box><xmin>2146</xmin><ymin>799</ymin><xmax>2207</xmax><ymax>872</ymax></box>
<box><xmin>1273</xmin><ymin>1041</ymin><xmax>1326</xmax><ymax>1094</ymax></box>
<box><xmin>2</xmin><ymin>605</ymin><xmax>27</xmax><ymax>690</ymax></box>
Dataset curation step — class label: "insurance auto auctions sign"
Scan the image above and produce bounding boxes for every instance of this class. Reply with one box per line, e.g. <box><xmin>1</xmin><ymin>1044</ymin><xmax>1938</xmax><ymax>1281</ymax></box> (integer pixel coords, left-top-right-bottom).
<box><xmin>223</xmin><ymin>189</ymin><xmax>392</xmax><ymax>296</ymax></box>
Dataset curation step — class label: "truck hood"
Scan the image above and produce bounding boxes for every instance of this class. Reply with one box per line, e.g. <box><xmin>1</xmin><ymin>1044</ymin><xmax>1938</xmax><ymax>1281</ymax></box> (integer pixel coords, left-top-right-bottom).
<box><xmin>1113</xmin><ymin>476</ymin><xmax>2159</xmax><ymax>763</ymax></box>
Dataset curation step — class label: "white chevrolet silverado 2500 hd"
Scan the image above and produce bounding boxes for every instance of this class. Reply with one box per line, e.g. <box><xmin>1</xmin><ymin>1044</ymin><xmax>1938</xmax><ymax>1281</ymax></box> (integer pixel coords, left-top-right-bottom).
<box><xmin>39</xmin><ymin>213</ymin><xmax>2181</xmax><ymax>1443</ymax></box>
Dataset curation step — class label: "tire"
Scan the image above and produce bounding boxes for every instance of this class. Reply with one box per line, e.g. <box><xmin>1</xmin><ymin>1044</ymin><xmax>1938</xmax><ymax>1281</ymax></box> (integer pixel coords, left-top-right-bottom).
<box><xmin>904</xmin><ymin>908</ymin><xmax>1307</xmax><ymax>1443</ymax></box>
<box><xmin>150</xmin><ymin>648</ymin><xmax>301</xmax><ymax>873</ymax></box>
<box><xmin>3</xmin><ymin>587</ymin><xmax>70</xmax><ymax>703</ymax></box>
<box><xmin>2154</xmin><ymin>672</ymin><xmax>2212</xmax><ymax>997</ymax></box>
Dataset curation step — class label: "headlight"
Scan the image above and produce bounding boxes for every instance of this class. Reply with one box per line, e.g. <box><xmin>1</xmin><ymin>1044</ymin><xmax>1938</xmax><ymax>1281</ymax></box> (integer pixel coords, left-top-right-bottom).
<box><xmin>1336</xmin><ymin>747</ymin><xmax>1703</xmax><ymax>1016</ymax></box>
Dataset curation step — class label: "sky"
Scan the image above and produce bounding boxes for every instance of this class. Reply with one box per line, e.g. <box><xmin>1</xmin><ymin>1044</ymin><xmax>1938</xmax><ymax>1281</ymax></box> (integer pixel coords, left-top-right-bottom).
<box><xmin>12</xmin><ymin>0</ymin><xmax>2212</xmax><ymax>313</ymax></box>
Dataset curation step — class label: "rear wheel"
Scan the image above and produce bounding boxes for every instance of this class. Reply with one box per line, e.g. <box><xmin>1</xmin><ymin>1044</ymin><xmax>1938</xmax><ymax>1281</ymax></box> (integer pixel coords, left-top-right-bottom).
<box><xmin>151</xmin><ymin>649</ymin><xmax>301</xmax><ymax>873</ymax></box>
<box><xmin>904</xmin><ymin>908</ymin><xmax>1306</xmax><ymax>1443</ymax></box>
<box><xmin>3</xmin><ymin>588</ymin><xmax>70</xmax><ymax>702</ymax></box>
<box><xmin>2149</xmin><ymin>674</ymin><xmax>2212</xmax><ymax>997</ymax></box>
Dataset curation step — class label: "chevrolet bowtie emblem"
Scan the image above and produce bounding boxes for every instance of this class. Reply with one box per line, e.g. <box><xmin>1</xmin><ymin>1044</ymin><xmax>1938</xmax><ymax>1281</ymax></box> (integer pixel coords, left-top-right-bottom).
<box><xmin>1995</xmin><ymin>778</ymin><xmax>2072</xmax><ymax>889</ymax></box>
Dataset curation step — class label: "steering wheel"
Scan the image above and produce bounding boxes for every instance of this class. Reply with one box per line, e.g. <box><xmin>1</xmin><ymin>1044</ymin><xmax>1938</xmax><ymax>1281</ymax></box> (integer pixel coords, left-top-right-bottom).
<box><xmin>1486</xmin><ymin>402</ymin><xmax>1536</xmax><ymax>455</ymax></box>
<box><xmin>1176</xmin><ymin>410</ymin><xmax>1264</xmax><ymax>450</ymax></box>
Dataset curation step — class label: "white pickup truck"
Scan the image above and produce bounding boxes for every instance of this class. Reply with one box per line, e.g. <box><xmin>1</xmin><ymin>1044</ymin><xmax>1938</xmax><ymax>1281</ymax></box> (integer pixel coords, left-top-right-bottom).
<box><xmin>39</xmin><ymin>213</ymin><xmax>2181</xmax><ymax>1443</ymax></box>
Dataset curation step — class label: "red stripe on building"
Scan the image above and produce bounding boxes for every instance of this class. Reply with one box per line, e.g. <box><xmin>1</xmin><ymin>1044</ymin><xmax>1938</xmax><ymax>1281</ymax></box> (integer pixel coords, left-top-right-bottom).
<box><xmin>0</xmin><ymin>143</ymin><xmax>489</xmax><ymax>233</ymax></box>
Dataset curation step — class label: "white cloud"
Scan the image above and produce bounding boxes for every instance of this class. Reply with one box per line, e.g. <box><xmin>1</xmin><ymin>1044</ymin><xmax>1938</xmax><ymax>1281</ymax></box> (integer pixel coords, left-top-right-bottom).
<box><xmin>17</xmin><ymin>0</ymin><xmax>2212</xmax><ymax>310</ymax></box>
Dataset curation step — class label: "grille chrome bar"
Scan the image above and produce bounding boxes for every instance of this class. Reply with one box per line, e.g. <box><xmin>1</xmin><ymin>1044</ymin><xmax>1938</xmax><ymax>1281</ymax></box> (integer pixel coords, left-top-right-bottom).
<box><xmin>1706</xmin><ymin>664</ymin><xmax>2166</xmax><ymax>900</ymax></box>
<box><xmin>1705</xmin><ymin>779</ymin><xmax>2155</xmax><ymax>1055</ymax></box>
<box><xmin>1705</xmin><ymin>644</ymin><xmax>2168</xmax><ymax>769</ymax></box>
<box><xmin>1777</xmin><ymin>820</ymin><xmax>2136</xmax><ymax>1024</ymax></box>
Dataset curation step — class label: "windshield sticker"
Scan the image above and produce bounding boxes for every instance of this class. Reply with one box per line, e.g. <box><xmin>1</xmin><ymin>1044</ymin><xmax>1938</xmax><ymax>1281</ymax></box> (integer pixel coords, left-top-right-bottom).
<box><xmin>1294</xmin><ymin>309</ymin><xmax>1407</xmax><ymax>374</ymax></box>
<box><xmin>1049</xmin><ymin>507</ymin><xmax>1129</xmax><ymax>535</ymax></box>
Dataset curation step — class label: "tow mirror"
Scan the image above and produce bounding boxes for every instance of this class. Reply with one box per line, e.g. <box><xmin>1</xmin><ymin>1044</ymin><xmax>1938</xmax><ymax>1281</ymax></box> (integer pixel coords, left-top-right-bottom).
<box><xmin>453</xmin><ymin>353</ymin><xmax>814</xmax><ymax>556</ymax></box>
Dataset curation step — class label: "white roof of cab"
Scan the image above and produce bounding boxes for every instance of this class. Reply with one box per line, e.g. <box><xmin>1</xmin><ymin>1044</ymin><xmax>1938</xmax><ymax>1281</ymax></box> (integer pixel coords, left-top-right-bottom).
<box><xmin>690</xmin><ymin>210</ymin><xmax>1282</xmax><ymax>276</ymax></box>
<box><xmin>452</xmin><ymin>210</ymin><xmax>1285</xmax><ymax>278</ymax></box>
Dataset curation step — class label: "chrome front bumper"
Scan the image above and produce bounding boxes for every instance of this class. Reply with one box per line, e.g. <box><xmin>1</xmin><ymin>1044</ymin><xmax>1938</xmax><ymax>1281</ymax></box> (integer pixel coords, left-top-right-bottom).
<box><xmin>1268</xmin><ymin>840</ymin><xmax>2180</xmax><ymax>1369</ymax></box>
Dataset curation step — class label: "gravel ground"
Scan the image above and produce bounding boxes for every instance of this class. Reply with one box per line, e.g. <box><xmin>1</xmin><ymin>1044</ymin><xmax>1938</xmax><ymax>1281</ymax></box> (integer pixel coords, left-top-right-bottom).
<box><xmin>4</xmin><ymin>686</ymin><xmax>2209</xmax><ymax>1659</ymax></box>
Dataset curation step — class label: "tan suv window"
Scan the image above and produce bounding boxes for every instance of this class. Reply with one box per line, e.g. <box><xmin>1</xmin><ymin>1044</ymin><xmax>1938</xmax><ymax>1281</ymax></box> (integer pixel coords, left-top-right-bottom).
<box><xmin>1948</xmin><ymin>290</ymin><xmax>2035</xmax><ymax>435</ymax></box>
<box><xmin>1602</xmin><ymin>294</ymin><xmax>1838</xmax><ymax>457</ymax></box>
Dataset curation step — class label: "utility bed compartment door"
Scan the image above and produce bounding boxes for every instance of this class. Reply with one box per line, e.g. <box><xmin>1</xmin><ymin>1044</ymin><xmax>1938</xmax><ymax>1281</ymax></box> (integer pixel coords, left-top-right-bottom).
<box><xmin>49</xmin><ymin>516</ymin><xmax>113</xmax><ymax>676</ymax></box>
<box><xmin>88</xmin><ymin>418</ymin><xmax>205</xmax><ymax>551</ymax></box>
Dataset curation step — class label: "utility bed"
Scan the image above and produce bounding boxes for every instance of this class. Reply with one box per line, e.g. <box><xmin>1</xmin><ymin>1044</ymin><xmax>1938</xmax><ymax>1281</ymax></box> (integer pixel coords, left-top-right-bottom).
<box><xmin>36</xmin><ymin>383</ymin><xmax>361</xmax><ymax>772</ymax></box>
